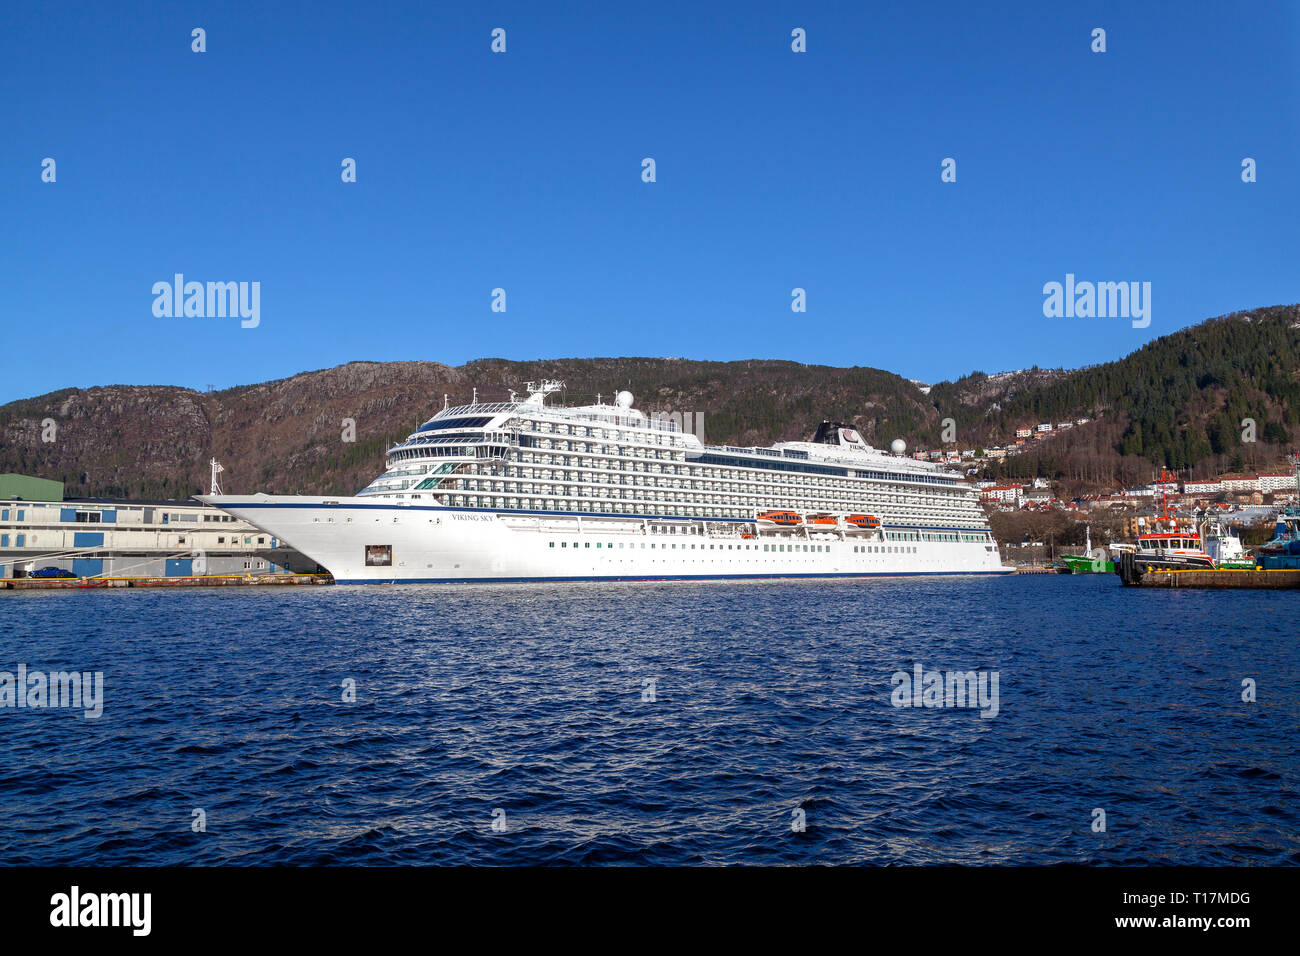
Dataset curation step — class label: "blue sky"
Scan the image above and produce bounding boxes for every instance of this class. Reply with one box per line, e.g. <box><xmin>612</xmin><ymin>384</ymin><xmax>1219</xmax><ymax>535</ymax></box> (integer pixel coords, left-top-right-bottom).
<box><xmin>2</xmin><ymin>1</ymin><xmax>1298</xmax><ymax>403</ymax></box>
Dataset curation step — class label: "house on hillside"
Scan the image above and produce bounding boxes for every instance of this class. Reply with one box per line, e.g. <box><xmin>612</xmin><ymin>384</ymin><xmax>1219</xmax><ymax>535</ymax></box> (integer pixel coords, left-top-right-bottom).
<box><xmin>980</xmin><ymin>484</ymin><xmax>1023</xmax><ymax>504</ymax></box>
<box><xmin>1222</xmin><ymin>475</ymin><xmax>1260</xmax><ymax>494</ymax></box>
<box><xmin>1258</xmin><ymin>473</ymin><xmax>1296</xmax><ymax>493</ymax></box>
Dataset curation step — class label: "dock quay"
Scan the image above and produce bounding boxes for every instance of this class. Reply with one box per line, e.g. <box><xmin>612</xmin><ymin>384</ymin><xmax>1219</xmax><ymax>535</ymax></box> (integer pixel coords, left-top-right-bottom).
<box><xmin>1123</xmin><ymin>567</ymin><xmax>1300</xmax><ymax>589</ymax></box>
<box><xmin>1014</xmin><ymin>566</ymin><xmax>1059</xmax><ymax>574</ymax></box>
<box><xmin>2</xmin><ymin>573</ymin><xmax>333</xmax><ymax>590</ymax></box>
<box><xmin>1115</xmin><ymin>551</ymin><xmax>1300</xmax><ymax>588</ymax></box>
<box><xmin>0</xmin><ymin>479</ymin><xmax>320</xmax><ymax>582</ymax></box>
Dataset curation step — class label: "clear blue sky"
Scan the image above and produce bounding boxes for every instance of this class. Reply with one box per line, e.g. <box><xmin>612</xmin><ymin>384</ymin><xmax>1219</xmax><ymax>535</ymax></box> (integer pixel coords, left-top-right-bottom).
<box><xmin>2</xmin><ymin>1</ymin><xmax>1298</xmax><ymax>403</ymax></box>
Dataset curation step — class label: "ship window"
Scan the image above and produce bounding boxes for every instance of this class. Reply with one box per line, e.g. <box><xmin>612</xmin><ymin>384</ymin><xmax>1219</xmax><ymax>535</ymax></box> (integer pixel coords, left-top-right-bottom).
<box><xmin>416</xmin><ymin>415</ymin><xmax>494</xmax><ymax>434</ymax></box>
<box><xmin>549</xmin><ymin>542</ymin><xmax>555</xmax><ymax>547</ymax></box>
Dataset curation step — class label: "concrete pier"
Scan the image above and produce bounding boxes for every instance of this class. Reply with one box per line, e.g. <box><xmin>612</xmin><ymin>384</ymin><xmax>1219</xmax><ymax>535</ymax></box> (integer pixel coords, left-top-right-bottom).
<box><xmin>1</xmin><ymin>573</ymin><xmax>333</xmax><ymax>590</ymax></box>
<box><xmin>1126</xmin><ymin>567</ymin><xmax>1300</xmax><ymax>589</ymax></box>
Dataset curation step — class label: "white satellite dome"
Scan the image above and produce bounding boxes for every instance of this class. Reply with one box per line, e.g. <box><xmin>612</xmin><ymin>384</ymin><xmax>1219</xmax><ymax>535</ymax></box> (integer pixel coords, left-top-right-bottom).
<box><xmin>890</xmin><ymin>439</ymin><xmax>907</xmax><ymax>456</ymax></box>
<box><xmin>615</xmin><ymin>390</ymin><xmax>634</xmax><ymax>408</ymax></box>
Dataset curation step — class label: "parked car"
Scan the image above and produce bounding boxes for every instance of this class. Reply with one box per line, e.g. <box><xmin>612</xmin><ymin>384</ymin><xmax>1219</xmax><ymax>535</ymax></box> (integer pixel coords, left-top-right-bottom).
<box><xmin>30</xmin><ymin>567</ymin><xmax>77</xmax><ymax>579</ymax></box>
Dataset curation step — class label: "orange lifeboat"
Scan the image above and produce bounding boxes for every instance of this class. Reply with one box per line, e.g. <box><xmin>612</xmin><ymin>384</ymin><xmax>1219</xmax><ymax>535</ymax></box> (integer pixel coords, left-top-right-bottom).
<box><xmin>846</xmin><ymin>514</ymin><xmax>881</xmax><ymax>530</ymax></box>
<box><xmin>808</xmin><ymin>513</ymin><xmax>839</xmax><ymax>527</ymax></box>
<box><xmin>757</xmin><ymin>509</ymin><xmax>802</xmax><ymax>527</ymax></box>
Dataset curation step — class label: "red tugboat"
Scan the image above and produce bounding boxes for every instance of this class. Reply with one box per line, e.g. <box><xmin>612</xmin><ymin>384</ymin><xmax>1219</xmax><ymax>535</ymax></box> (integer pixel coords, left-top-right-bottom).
<box><xmin>1114</xmin><ymin>469</ymin><xmax>1214</xmax><ymax>580</ymax></box>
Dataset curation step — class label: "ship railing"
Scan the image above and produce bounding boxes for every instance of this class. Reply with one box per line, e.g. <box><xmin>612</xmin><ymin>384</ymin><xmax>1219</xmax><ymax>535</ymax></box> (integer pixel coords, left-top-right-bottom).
<box><xmin>436</xmin><ymin>402</ymin><xmax>518</xmax><ymax>419</ymax></box>
<box><xmin>568</xmin><ymin>410</ymin><xmax>679</xmax><ymax>432</ymax></box>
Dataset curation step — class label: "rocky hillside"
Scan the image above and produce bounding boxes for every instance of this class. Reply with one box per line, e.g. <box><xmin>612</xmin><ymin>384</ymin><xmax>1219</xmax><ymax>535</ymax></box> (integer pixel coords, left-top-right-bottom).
<box><xmin>0</xmin><ymin>359</ymin><xmax>947</xmax><ymax>498</ymax></box>
<box><xmin>2</xmin><ymin>305</ymin><xmax>1297</xmax><ymax>499</ymax></box>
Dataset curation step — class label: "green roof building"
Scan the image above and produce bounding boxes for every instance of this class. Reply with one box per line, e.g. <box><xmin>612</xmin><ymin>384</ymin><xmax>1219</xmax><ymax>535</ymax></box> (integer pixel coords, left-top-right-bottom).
<box><xmin>0</xmin><ymin>474</ymin><xmax>65</xmax><ymax>502</ymax></box>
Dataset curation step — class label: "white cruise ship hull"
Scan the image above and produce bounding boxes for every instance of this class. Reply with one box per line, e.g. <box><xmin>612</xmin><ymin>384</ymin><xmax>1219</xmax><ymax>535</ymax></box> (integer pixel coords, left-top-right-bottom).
<box><xmin>199</xmin><ymin>495</ymin><xmax>1013</xmax><ymax>584</ymax></box>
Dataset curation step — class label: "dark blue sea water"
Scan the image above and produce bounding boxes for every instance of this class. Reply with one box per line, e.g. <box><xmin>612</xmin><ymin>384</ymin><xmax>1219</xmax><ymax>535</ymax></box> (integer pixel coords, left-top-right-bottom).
<box><xmin>1</xmin><ymin>575</ymin><xmax>1296</xmax><ymax>865</ymax></box>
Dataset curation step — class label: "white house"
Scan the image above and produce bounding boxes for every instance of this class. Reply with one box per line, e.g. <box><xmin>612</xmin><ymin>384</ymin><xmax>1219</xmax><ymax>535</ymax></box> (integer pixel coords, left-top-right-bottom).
<box><xmin>1258</xmin><ymin>473</ymin><xmax>1297</xmax><ymax>493</ymax></box>
<box><xmin>979</xmin><ymin>484</ymin><xmax>1023</xmax><ymax>504</ymax></box>
<box><xmin>1222</xmin><ymin>475</ymin><xmax>1261</xmax><ymax>493</ymax></box>
<box><xmin>1183</xmin><ymin>479</ymin><xmax>1223</xmax><ymax>495</ymax></box>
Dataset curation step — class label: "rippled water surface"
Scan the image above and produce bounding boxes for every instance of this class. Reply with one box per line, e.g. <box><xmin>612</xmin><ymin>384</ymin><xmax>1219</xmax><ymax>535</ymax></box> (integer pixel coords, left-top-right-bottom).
<box><xmin>1</xmin><ymin>575</ymin><xmax>1296</xmax><ymax>865</ymax></box>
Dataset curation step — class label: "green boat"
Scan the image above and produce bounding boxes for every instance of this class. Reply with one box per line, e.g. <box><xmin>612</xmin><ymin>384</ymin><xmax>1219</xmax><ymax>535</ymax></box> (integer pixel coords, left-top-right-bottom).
<box><xmin>1058</xmin><ymin>525</ymin><xmax>1114</xmax><ymax>574</ymax></box>
<box><xmin>1059</xmin><ymin>552</ymin><xmax>1114</xmax><ymax>574</ymax></box>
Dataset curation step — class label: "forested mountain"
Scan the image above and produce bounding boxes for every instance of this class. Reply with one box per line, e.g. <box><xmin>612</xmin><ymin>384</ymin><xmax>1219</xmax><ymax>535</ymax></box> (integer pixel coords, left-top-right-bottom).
<box><xmin>935</xmin><ymin>305</ymin><xmax>1299</xmax><ymax>487</ymax></box>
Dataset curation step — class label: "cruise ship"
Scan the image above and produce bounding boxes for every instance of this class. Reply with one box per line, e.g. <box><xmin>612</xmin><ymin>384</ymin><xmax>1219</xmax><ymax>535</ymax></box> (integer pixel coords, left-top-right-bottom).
<box><xmin>201</xmin><ymin>382</ymin><xmax>1012</xmax><ymax>583</ymax></box>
